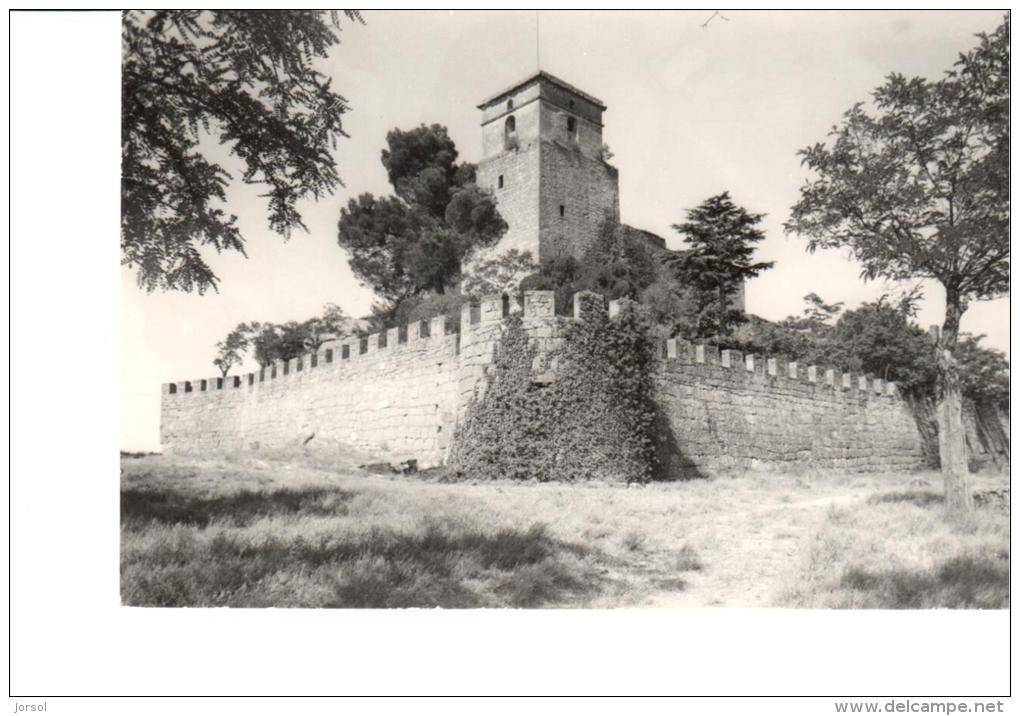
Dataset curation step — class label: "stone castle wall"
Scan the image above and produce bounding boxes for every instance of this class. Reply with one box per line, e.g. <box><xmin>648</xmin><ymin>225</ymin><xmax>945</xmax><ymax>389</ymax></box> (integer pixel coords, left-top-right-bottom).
<box><xmin>160</xmin><ymin>314</ymin><xmax>462</xmax><ymax>465</ymax></box>
<box><xmin>654</xmin><ymin>338</ymin><xmax>924</xmax><ymax>476</ymax></box>
<box><xmin>161</xmin><ymin>291</ymin><xmax>1002</xmax><ymax>478</ymax></box>
<box><xmin>160</xmin><ymin>293</ymin><xmax>563</xmax><ymax>467</ymax></box>
<box><xmin>963</xmin><ymin>400</ymin><xmax>1010</xmax><ymax>469</ymax></box>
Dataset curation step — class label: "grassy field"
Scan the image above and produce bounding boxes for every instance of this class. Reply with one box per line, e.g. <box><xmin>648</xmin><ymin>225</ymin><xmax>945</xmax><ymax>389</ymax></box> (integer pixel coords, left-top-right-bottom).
<box><xmin>780</xmin><ymin>489</ymin><xmax>1010</xmax><ymax>608</ymax></box>
<box><xmin>121</xmin><ymin>449</ymin><xmax>1009</xmax><ymax>608</ymax></box>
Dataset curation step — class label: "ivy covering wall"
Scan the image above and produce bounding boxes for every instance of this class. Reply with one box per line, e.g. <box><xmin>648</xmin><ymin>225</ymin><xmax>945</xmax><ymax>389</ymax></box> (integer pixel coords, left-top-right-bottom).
<box><xmin>450</xmin><ymin>302</ymin><xmax>661</xmax><ymax>483</ymax></box>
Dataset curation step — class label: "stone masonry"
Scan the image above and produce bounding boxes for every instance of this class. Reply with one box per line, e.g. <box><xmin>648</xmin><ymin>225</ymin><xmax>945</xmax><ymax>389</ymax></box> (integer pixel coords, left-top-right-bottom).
<box><xmin>656</xmin><ymin>339</ymin><xmax>924</xmax><ymax>475</ymax></box>
<box><xmin>161</xmin><ymin>292</ymin><xmax>562</xmax><ymax>468</ymax></box>
<box><xmin>160</xmin><ymin>73</ymin><xmax>1002</xmax><ymax>476</ymax></box>
<box><xmin>472</xmin><ymin>71</ymin><xmax>744</xmax><ymax>308</ymax></box>
<box><xmin>161</xmin><ymin>290</ymin><xmax>955</xmax><ymax>477</ymax></box>
<box><xmin>160</xmin><ymin>314</ymin><xmax>461</xmax><ymax>464</ymax></box>
<box><xmin>475</xmin><ymin>71</ymin><xmax>620</xmax><ymax>263</ymax></box>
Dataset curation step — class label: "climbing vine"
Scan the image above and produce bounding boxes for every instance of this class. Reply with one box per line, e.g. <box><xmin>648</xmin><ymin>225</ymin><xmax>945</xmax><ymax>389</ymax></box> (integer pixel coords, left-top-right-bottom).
<box><xmin>450</xmin><ymin>305</ymin><xmax>661</xmax><ymax>483</ymax></box>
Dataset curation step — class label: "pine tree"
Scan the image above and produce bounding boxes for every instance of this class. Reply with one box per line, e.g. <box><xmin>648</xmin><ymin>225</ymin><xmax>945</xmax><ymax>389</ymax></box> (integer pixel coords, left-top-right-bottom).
<box><xmin>665</xmin><ymin>192</ymin><xmax>774</xmax><ymax>339</ymax></box>
<box><xmin>336</xmin><ymin>124</ymin><xmax>507</xmax><ymax>311</ymax></box>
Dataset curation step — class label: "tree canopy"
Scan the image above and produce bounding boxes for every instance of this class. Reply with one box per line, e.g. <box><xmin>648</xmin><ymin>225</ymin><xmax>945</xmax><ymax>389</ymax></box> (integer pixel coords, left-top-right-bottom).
<box><xmin>336</xmin><ymin>124</ymin><xmax>507</xmax><ymax>316</ymax></box>
<box><xmin>663</xmin><ymin>192</ymin><xmax>774</xmax><ymax>339</ymax></box>
<box><xmin>737</xmin><ymin>291</ymin><xmax>1006</xmax><ymax>411</ymax></box>
<box><xmin>785</xmin><ymin>16</ymin><xmax>1008</xmax><ymax>510</ymax></box>
<box><xmin>212</xmin><ymin>326</ymin><xmax>250</xmax><ymax>377</ymax></box>
<box><xmin>122</xmin><ymin>10</ymin><xmax>363</xmax><ymax>294</ymax></box>
<box><xmin>460</xmin><ymin>249</ymin><xmax>539</xmax><ymax>298</ymax></box>
<box><xmin>786</xmin><ymin>17</ymin><xmax>1008</xmax><ymax>307</ymax></box>
<box><xmin>213</xmin><ymin>303</ymin><xmax>358</xmax><ymax>372</ymax></box>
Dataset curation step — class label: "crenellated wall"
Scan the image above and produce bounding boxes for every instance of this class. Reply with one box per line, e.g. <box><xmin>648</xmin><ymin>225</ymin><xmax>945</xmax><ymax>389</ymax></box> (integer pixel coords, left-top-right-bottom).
<box><xmin>654</xmin><ymin>337</ymin><xmax>925</xmax><ymax>476</ymax></box>
<box><xmin>160</xmin><ymin>313</ymin><xmax>461</xmax><ymax>465</ymax></box>
<box><xmin>160</xmin><ymin>291</ymin><xmax>563</xmax><ymax>468</ymax></box>
<box><xmin>161</xmin><ymin>290</ymin><xmax>1003</xmax><ymax>477</ymax></box>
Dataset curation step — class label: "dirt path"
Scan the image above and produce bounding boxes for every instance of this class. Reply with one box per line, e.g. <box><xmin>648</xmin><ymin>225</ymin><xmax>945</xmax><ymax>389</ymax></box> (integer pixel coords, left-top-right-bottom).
<box><xmin>640</xmin><ymin>492</ymin><xmax>864</xmax><ymax>607</ymax></box>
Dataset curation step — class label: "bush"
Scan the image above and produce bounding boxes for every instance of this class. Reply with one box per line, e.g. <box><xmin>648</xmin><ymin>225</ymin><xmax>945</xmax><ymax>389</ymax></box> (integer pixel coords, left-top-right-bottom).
<box><xmin>517</xmin><ymin>216</ymin><xmax>661</xmax><ymax>317</ymax></box>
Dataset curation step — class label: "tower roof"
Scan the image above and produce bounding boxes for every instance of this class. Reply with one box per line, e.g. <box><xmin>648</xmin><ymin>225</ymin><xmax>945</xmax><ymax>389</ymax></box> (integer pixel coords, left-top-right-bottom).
<box><xmin>477</xmin><ymin>70</ymin><xmax>606</xmax><ymax>111</ymax></box>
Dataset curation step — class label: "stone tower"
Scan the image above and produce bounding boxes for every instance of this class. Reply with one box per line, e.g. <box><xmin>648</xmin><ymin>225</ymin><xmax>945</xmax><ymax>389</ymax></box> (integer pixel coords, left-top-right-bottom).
<box><xmin>476</xmin><ymin>72</ymin><xmax>620</xmax><ymax>263</ymax></box>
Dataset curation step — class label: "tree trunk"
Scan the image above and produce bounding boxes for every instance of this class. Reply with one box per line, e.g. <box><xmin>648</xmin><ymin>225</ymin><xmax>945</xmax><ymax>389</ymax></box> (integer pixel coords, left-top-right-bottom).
<box><xmin>936</xmin><ymin>290</ymin><xmax>973</xmax><ymax>512</ymax></box>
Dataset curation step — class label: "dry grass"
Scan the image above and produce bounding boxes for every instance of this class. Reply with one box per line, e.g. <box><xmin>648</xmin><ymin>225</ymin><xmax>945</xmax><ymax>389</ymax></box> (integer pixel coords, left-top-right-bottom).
<box><xmin>121</xmin><ymin>449</ymin><xmax>1009</xmax><ymax>608</ymax></box>
<box><xmin>779</xmin><ymin>487</ymin><xmax>1009</xmax><ymax>609</ymax></box>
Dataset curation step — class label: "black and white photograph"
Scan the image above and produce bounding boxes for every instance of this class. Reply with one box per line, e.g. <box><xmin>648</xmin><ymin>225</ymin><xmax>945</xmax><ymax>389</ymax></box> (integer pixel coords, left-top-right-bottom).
<box><xmin>9</xmin><ymin>6</ymin><xmax>1012</xmax><ymax>706</ymax></box>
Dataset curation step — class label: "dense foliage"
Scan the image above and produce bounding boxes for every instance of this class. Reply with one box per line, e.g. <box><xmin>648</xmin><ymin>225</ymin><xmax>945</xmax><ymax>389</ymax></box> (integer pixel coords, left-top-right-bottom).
<box><xmin>122</xmin><ymin>10</ymin><xmax>363</xmax><ymax>293</ymax></box>
<box><xmin>450</xmin><ymin>305</ymin><xmax>661</xmax><ymax>483</ymax></box>
<box><xmin>519</xmin><ymin>217</ymin><xmax>660</xmax><ymax>315</ymax></box>
<box><xmin>460</xmin><ymin>250</ymin><xmax>539</xmax><ymax>298</ymax></box>
<box><xmin>577</xmin><ymin>219</ymin><xmax>660</xmax><ymax>300</ymax></box>
<box><xmin>663</xmin><ymin>192</ymin><xmax>774</xmax><ymax>340</ymax></box>
<box><xmin>519</xmin><ymin>255</ymin><xmax>582</xmax><ymax>315</ymax></box>
<box><xmin>366</xmin><ymin>249</ymin><xmax>542</xmax><ymax>333</ymax></box>
<box><xmin>733</xmin><ymin>293</ymin><xmax>842</xmax><ymax>364</ymax></box>
<box><xmin>735</xmin><ymin>292</ymin><xmax>1008</xmax><ymax>409</ymax></box>
<box><xmin>336</xmin><ymin>124</ymin><xmax>508</xmax><ymax>323</ymax></box>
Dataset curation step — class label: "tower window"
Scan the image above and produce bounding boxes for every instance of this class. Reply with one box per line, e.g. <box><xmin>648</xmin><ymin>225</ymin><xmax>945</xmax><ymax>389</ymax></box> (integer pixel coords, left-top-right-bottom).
<box><xmin>498</xmin><ymin>175</ymin><xmax>504</xmax><ymax>189</ymax></box>
<box><xmin>559</xmin><ymin>204</ymin><xmax>565</xmax><ymax>218</ymax></box>
<box><xmin>504</xmin><ymin>115</ymin><xmax>516</xmax><ymax>149</ymax></box>
<box><xmin>569</xmin><ymin>99</ymin><xmax>575</xmax><ymax>109</ymax></box>
<box><xmin>507</xmin><ymin>99</ymin><xmax>514</xmax><ymax>110</ymax></box>
<box><xmin>566</xmin><ymin>116</ymin><xmax>577</xmax><ymax>139</ymax></box>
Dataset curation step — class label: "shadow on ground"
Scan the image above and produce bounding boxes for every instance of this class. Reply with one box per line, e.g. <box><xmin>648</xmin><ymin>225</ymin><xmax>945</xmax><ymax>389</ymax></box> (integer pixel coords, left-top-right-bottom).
<box><xmin>866</xmin><ymin>490</ymin><xmax>945</xmax><ymax>508</ymax></box>
<box><xmin>121</xmin><ymin>485</ymin><xmax>608</xmax><ymax>608</ymax></box>
<box><xmin>121</xmin><ymin>486</ymin><xmax>359</xmax><ymax>528</ymax></box>
<box><xmin>868</xmin><ymin>487</ymin><xmax>1011</xmax><ymax>513</ymax></box>
<box><xmin>840</xmin><ymin>552</ymin><xmax>1010</xmax><ymax>609</ymax></box>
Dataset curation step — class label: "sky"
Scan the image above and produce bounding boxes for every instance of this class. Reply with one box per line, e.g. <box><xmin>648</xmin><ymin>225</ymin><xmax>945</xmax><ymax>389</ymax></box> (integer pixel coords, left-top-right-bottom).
<box><xmin>121</xmin><ymin>9</ymin><xmax>1009</xmax><ymax>451</ymax></box>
